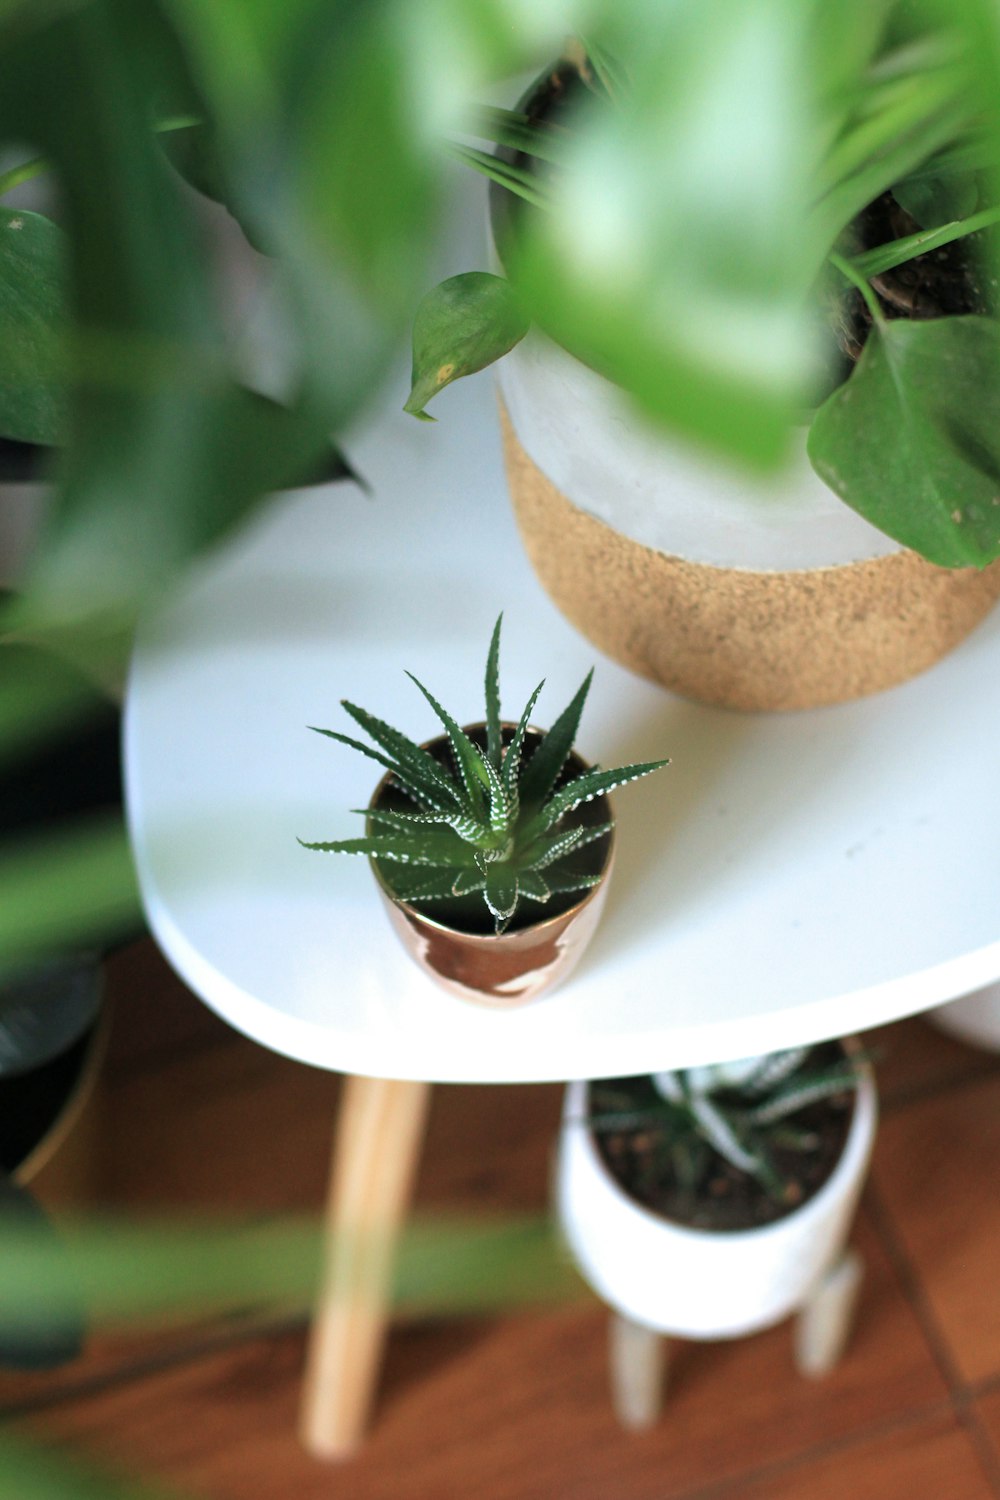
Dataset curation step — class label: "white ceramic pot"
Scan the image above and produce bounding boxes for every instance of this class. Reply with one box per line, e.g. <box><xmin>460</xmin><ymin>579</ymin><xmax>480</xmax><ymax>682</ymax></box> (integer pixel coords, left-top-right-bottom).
<box><xmin>556</xmin><ymin>1054</ymin><xmax>877</xmax><ymax>1340</ymax></box>
<box><xmin>929</xmin><ymin>982</ymin><xmax>1000</xmax><ymax>1050</ymax></box>
<box><xmin>494</xmin><ymin>315</ymin><xmax>1000</xmax><ymax>712</ymax></box>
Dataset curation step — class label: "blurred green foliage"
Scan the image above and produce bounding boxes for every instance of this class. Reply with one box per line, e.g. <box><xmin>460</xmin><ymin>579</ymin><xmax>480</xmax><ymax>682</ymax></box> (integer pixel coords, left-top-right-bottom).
<box><xmin>0</xmin><ymin>1</ymin><xmax>996</xmax><ymax>1491</ymax></box>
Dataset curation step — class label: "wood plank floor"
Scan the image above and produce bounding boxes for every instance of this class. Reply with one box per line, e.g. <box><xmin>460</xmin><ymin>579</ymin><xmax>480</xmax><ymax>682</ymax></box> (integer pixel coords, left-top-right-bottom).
<box><xmin>7</xmin><ymin>938</ymin><xmax>1000</xmax><ymax>1499</ymax></box>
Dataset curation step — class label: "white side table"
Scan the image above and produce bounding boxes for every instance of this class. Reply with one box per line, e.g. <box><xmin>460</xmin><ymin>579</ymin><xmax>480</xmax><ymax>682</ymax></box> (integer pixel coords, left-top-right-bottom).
<box><xmin>124</xmin><ymin>368</ymin><xmax>1000</xmax><ymax>1456</ymax></box>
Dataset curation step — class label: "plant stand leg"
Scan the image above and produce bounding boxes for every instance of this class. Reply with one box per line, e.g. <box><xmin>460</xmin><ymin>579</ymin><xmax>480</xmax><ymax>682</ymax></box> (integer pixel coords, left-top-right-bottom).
<box><xmin>609</xmin><ymin>1313</ymin><xmax>669</xmax><ymax>1430</ymax></box>
<box><xmin>299</xmin><ymin>1074</ymin><xmax>432</xmax><ymax>1460</ymax></box>
<box><xmin>794</xmin><ymin>1247</ymin><xmax>864</xmax><ymax>1378</ymax></box>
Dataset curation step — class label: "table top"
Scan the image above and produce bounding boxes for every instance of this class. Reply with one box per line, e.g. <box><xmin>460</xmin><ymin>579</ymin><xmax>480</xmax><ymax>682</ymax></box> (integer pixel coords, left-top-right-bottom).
<box><xmin>124</xmin><ymin>364</ymin><xmax>1000</xmax><ymax>1083</ymax></box>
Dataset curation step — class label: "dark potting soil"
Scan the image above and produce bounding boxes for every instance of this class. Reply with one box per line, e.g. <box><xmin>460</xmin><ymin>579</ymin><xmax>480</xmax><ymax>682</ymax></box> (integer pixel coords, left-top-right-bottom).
<box><xmin>831</xmin><ymin>190</ymin><xmax>995</xmax><ymax>367</ymax></box>
<box><xmin>588</xmin><ymin>1044</ymin><xmax>856</xmax><ymax>1233</ymax></box>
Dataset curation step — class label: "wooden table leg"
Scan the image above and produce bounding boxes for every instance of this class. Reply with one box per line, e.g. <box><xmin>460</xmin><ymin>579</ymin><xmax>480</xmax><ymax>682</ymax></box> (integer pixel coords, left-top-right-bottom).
<box><xmin>609</xmin><ymin>1313</ymin><xmax>669</xmax><ymax>1431</ymax></box>
<box><xmin>299</xmin><ymin>1074</ymin><xmax>432</xmax><ymax>1460</ymax></box>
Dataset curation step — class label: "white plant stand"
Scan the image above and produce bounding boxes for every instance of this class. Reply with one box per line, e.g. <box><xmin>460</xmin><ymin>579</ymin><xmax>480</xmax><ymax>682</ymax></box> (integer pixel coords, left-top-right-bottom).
<box><xmin>609</xmin><ymin>1247</ymin><xmax>864</xmax><ymax>1432</ymax></box>
<box><xmin>124</xmin><ymin>359</ymin><xmax>1000</xmax><ymax>1456</ymax></box>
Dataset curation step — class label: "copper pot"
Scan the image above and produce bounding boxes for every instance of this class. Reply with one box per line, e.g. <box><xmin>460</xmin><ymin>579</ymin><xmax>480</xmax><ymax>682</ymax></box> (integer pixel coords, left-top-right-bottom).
<box><xmin>368</xmin><ymin>726</ymin><xmax>614</xmax><ymax>1007</ymax></box>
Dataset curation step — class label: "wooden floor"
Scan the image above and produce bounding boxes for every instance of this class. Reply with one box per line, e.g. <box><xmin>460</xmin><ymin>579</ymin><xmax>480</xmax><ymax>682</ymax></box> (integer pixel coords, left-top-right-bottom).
<box><xmin>8</xmin><ymin>937</ymin><xmax>1000</xmax><ymax>1499</ymax></box>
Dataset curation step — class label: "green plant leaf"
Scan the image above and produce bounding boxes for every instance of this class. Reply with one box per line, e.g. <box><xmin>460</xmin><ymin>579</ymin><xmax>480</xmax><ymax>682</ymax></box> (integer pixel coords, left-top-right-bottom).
<box><xmin>891</xmin><ymin>169</ymin><xmax>980</xmax><ymax>227</ymax></box>
<box><xmin>403</xmin><ymin>672</ymin><xmax>489</xmax><ymax>819</ymax></box>
<box><xmin>484</xmin><ymin>613</ymin><xmax>503</xmax><ymax>767</ymax></box>
<box><xmin>404</xmin><ymin>272</ymin><xmax>529</xmax><ymax>420</ymax></box>
<box><xmin>500</xmin><ymin>679</ymin><xmax>545</xmax><ymax>819</ymax></box>
<box><xmin>483</xmin><ymin>863</ymin><xmax>518</xmax><ymax>929</ymax></box>
<box><xmin>0</xmin><ymin>207</ymin><xmax>66</xmax><ymax>445</ymax></box>
<box><xmin>298</xmin><ymin>829</ymin><xmax>477</xmax><ymax>868</ymax></box>
<box><xmin>0</xmin><ymin>815</ymin><xmax>139</xmax><ymax>980</ymax></box>
<box><xmin>0</xmin><ymin>1178</ymin><xmax>84</xmax><ymax>1369</ymax></box>
<box><xmin>317</xmin><ymin>710</ymin><xmax>459</xmax><ymax>813</ymax></box>
<box><xmin>535</xmin><ymin>757</ymin><xmax>669</xmax><ymax>833</ymax></box>
<box><xmin>807</xmin><ymin>316</ymin><xmax>1000</xmax><ymax>567</ymax></box>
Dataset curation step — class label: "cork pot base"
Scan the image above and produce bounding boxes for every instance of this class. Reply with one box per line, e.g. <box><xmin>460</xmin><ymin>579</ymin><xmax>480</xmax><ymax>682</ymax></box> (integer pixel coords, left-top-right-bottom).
<box><xmin>499</xmin><ymin>408</ymin><xmax>1000</xmax><ymax>711</ymax></box>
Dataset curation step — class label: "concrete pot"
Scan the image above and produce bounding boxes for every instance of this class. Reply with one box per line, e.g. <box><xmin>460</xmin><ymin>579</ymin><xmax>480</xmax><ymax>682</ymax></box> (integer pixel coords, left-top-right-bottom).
<box><xmin>496</xmin><ymin>337</ymin><xmax>1000</xmax><ymax>712</ymax></box>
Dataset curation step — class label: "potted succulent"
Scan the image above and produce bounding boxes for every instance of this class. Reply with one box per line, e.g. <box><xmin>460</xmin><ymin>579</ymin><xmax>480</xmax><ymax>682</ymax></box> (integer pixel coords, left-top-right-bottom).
<box><xmin>300</xmin><ymin>615</ymin><xmax>669</xmax><ymax>1005</ymax></box>
<box><xmin>557</xmin><ymin>1041</ymin><xmax>877</xmax><ymax>1427</ymax></box>
<box><xmin>406</xmin><ymin>16</ymin><xmax>1000</xmax><ymax>709</ymax></box>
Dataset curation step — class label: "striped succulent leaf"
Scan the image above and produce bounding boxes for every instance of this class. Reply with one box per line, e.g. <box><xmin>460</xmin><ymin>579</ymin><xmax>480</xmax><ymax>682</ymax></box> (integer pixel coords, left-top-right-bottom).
<box><xmin>517</xmin><ymin>670</ymin><xmax>592</xmax><ymax>816</ymax></box>
<box><xmin>532</xmin><ymin>760</ymin><xmax>669</xmax><ymax>834</ymax></box>
<box><xmin>405</xmin><ymin>672</ymin><xmax>490</xmax><ymax>816</ymax></box>
<box><xmin>616</xmin><ymin>1044</ymin><xmax>866</xmax><ymax>1203</ymax></box>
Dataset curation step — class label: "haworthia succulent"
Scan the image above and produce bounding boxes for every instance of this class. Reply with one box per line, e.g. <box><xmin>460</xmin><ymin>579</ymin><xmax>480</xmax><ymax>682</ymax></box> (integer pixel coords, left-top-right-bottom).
<box><xmin>301</xmin><ymin>616</ymin><xmax>669</xmax><ymax>932</ymax></box>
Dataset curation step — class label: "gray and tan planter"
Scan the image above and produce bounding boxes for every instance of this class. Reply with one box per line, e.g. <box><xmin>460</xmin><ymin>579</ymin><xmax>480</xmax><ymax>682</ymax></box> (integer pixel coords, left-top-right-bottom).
<box><xmin>496</xmin><ymin>334</ymin><xmax>1000</xmax><ymax>712</ymax></box>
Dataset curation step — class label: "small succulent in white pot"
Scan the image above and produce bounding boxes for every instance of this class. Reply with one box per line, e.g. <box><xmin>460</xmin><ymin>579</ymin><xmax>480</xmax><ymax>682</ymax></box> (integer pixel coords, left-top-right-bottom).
<box><xmin>557</xmin><ymin>1041</ymin><xmax>876</xmax><ymax>1354</ymax></box>
<box><xmin>301</xmin><ymin>616</ymin><xmax>669</xmax><ymax>1003</ymax></box>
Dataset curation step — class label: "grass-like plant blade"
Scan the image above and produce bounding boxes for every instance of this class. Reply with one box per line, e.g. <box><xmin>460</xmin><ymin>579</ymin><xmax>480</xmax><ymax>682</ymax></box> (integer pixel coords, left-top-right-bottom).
<box><xmin>0</xmin><ymin>206</ymin><xmax>66</xmax><ymax>445</ymax></box>
<box><xmin>445</xmin><ymin>143</ymin><xmax>553</xmax><ymax>210</ymax></box>
<box><xmin>464</xmin><ymin>106</ymin><xmax>571</xmax><ymax>166</ymax></box>
<box><xmin>849</xmin><ymin>201</ymin><xmax>1000</xmax><ymax>280</ymax></box>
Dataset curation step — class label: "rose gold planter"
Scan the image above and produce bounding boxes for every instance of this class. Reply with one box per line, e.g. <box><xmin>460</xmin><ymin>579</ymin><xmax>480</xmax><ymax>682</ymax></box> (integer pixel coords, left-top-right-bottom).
<box><xmin>368</xmin><ymin>728</ymin><xmax>615</xmax><ymax>1007</ymax></box>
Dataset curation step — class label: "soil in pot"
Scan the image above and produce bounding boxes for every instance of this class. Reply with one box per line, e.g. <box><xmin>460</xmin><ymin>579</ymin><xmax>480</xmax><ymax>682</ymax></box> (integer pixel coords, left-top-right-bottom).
<box><xmin>588</xmin><ymin>1043</ymin><xmax>856</xmax><ymax>1233</ymax></box>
